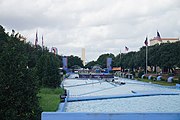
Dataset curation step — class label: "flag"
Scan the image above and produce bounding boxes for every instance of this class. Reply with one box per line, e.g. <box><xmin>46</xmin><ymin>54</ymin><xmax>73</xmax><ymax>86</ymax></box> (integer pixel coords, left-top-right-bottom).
<box><xmin>156</xmin><ymin>31</ymin><xmax>162</xmax><ymax>41</ymax></box>
<box><xmin>35</xmin><ymin>31</ymin><xmax>38</xmax><ymax>47</ymax></box>
<box><xmin>144</xmin><ymin>36</ymin><xmax>148</xmax><ymax>46</ymax></box>
<box><xmin>125</xmin><ymin>46</ymin><xmax>129</xmax><ymax>51</ymax></box>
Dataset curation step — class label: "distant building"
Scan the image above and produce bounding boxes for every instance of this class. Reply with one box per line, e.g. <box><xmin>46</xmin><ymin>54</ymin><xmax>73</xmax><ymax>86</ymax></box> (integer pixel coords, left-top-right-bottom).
<box><xmin>150</xmin><ymin>37</ymin><xmax>179</xmax><ymax>46</ymax></box>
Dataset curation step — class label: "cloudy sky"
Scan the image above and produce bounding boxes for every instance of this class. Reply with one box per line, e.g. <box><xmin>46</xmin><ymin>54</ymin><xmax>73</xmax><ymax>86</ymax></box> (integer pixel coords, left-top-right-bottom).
<box><xmin>1</xmin><ymin>0</ymin><xmax>180</xmax><ymax>62</ymax></box>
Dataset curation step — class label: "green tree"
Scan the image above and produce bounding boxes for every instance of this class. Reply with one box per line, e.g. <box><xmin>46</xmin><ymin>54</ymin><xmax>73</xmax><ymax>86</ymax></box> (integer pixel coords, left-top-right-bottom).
<box><xmin>96</xmin><ymin>53</ymin><xmax>115</xmax><ymax>68</ymax></box>
<box><xmin>0</xmin><ymin>29</ymin><xmax>41</xmax><ymax>119</ymax></box>
<box><xmin>85</xmin><ymin>61</ymin><xmax>97</xmax><ymax>69</ymax></box>
<box><xmin>0</xmin><ymin>25</ymin><xmax>8</xmax><ymax>52</ymax></box>
<box><xmin>36</xmin><ymin>53</ymin><xmax>61</xmax><ymax>88</ymax></box>
<box><xmin>156</xmin><ymin>42</ymin><xmax>180</xmax><ymax>73</ymax></box>
<box><xmin>67</xmin><ymin>55</ymin><xmax>83</xmax><ymax>68</ymax></box>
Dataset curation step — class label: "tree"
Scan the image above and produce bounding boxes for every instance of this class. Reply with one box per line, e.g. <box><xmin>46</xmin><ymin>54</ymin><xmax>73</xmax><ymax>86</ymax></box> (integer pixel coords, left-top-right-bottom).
<box><xmin>36</xmin><ymin>53</ymin><xmax>61</xmax><ymax>88</ymax></box>
<box><xmin>85</xmin><ymin>61</ymin><xmax>97</xmax><ymax>69</ymax></box>
<box><xmin>0</xmin><ymin>25</ymin><xmax>8</xmax><ymax>52</ymax></box>
<box><xmin>67</xmin><ymin>55</ymin><xmax>83</xmax><ymax>68</ymax></box>
<box><xmin>96</xmin><ymin>53</ymin><xmax>115</xmax><ymax>68</ymax></box>
<box><xmin>156</xmin><ymin>42</ymin><xmax>180</xmax><ymax>73</ymax></box>
<box><xmin>0</xmin><ymin>30</ymin><xmax>41</xmax><ymax>119</ymax></box>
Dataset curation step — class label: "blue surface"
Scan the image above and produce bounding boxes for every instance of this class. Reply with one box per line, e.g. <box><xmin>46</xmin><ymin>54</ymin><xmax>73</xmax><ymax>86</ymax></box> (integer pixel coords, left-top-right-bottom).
<box><xmin>42</xmin><ymin>112</ymin><xmax>180</xmax><ymax>120</ymax></box>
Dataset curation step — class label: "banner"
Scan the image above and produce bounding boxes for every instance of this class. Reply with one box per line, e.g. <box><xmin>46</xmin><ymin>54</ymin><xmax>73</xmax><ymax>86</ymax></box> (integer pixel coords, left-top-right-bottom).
<box><xmin>62</xmin><ymin>57</ymin><xmax>68</xmax><ymax>71</ymax></box>
<box><xmin>107</xmin><ymin>58</ymin><xmax>112</xmax><ymax>71</ymax></box>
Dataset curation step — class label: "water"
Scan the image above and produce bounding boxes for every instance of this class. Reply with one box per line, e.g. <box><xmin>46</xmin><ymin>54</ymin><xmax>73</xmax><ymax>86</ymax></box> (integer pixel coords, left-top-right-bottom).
<box><xmin>63</xmin><ymin>78</ymin><xmax>180</xmax><ymax>112</ymax></box>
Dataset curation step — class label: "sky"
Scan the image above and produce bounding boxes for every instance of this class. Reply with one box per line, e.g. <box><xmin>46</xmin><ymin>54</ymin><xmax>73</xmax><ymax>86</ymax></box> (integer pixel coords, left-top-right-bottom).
<box><xmin>1</xmin><ymin>0</ymin><xmax>180</xmax><ymax>62</ymax></box>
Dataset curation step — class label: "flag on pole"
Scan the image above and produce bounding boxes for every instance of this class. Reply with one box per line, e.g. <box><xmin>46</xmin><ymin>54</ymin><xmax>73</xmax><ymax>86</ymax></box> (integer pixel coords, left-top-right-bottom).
<box><xmin>144</xmin><ymin>36</ymin><xmax>148</xmax><ymax>46</ymax></box>
<box><xmin>156</xmin><ymin>31</ymin><xmax>162</xmax><ymax>41</ymax></box>
<box><xmin>35</xmin><ymin>31</ymin><xmax>38</xmax><ymax>47</ymax></box>
<box><xmin>125</xmin><ymin>46</ymin><xmax>129</xmax><ymax>51</ymax></box>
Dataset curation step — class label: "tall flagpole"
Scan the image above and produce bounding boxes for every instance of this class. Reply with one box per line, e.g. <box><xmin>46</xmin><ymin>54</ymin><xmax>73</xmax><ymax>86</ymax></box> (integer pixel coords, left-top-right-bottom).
<box><xmin>144</xmin><ymin>36</ymin><xmax>148</xmax><ymax>74</ymax></box>
<box><xmin>146</xmin><ymin>45</ymin><xmax>148</xmax><ymax>74</ymax></box>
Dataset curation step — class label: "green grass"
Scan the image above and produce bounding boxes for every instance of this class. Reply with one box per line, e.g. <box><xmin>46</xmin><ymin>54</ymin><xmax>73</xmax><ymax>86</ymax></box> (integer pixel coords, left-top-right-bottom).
<box><xmin>137</xmin><ymin>78</ymin><xmax>176</xmax><ymax>86</ymax></box>
<box><xmin>38</xmin><ymin>87</ymin><xmax>64</xmax><ymax>112</ymax></box>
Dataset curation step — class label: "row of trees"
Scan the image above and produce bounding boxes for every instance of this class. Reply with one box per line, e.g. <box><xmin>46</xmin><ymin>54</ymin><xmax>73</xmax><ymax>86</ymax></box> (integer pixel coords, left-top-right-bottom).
<box><xmin>86</xmin><ymin>41</ymin><xmax>180</xmax><ymax>74</ymax></box>
<box><xmin>0</xmin><ymin>25</ymin><xmax>83</xmax><ymax>120</ymax></box>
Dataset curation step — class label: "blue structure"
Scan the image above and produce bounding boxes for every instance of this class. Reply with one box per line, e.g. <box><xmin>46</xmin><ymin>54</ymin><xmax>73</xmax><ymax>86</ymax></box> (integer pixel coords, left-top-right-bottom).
<box><xmin>42</xmin><ymin>112</ymin><xmax>180</xmax><ymax>120</ymax></box>
<box><xmin>107</xmin><ymin>58</ymin><xmax>112</xmax><ymax>71</ymax></box>
<box><xmin>62</xmin><ymin>57</ymin><xmax>68</xmax><ymax>72</ymax></box>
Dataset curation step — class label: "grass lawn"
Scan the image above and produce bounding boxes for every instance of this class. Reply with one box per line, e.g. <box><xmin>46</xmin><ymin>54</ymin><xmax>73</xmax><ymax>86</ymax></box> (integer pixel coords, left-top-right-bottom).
<box><xmin>137</xmin><ymin>78</ymin><xmax>176</xmax><ymax>86</ymax></box>
<box><xmin>38</xmin><ymin>87</ymin><xmax>64</xmax><ymax>112</ymax></box>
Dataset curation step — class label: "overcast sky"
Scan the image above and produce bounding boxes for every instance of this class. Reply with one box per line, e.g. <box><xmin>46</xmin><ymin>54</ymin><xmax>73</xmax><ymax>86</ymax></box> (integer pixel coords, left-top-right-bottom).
<box><xmin>1</xmin><ymin>0</ymin><xmax>180</xmax><ymax>62</ymax></box>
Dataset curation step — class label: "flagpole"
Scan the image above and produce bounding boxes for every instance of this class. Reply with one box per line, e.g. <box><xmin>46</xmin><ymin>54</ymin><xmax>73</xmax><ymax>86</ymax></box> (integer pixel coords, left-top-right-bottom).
<box><xmin>146</xmin><ymin>44</ymin><xmax>148</xmax><ymax>74</ymax></box>
<box><xmin>144</xmin><ymin>36</ymin><xmax>148</xmax><ymax>75</ymax></box>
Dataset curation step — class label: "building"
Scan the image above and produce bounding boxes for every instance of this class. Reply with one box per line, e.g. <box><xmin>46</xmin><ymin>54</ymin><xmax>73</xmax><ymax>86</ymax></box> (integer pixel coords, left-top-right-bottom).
<box><xmin>150</xmin><ymin>37</ymin><xmax>179</xmax><ymax>46</ymax></box>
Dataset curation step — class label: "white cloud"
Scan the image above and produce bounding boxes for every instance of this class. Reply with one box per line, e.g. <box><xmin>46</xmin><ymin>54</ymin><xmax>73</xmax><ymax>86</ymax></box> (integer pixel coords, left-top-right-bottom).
<box><xmin>0</xmin><ymin>0</ymin><xmax>180</xmax><ymax>61</ymax></box>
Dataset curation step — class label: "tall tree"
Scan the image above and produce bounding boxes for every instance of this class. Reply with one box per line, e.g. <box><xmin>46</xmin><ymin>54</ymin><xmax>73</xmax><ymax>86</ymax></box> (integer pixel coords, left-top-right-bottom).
<box><xmin>96</xmin><ymin>53</ymin><xmax>115</xmax><ymax>68</ymax></box>
<box><xmin>85</xmin><ymin>61</ymin><xmax>97</xmax><ymax>69</ymax></box>
<box><xmin>36</xmin><ymin>53</ymin><xmax>61</xmax><ymax>88</ymax></box>
<box><xmin>0</xmin><ymin>29</ymin><xmax>41</xmax><ymax>119</ymax></box>
<box><xmin>67</xmin><ymin>55</ymin><xmax>83</xmax><ymax>68</ymax></box>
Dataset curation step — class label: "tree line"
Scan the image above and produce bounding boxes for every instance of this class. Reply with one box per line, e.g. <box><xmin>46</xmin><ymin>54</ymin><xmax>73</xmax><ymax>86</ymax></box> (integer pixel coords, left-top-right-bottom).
<box><xmin>0</xmin><ymin>25</ymin><xmax>83</xmax><ymax>120</ymax></box>
<box><xmin>86</xmin><ymin>41</ymin><xmax>180</xmax><ymax>74</ymax></box>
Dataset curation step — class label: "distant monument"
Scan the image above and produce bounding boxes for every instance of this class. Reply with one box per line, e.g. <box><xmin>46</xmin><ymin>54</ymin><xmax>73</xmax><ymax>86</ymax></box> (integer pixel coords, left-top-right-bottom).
<box><xmin>81</xmin><ymin>48</ymin><xmax>85</xmax><ymax>66</ymax></box>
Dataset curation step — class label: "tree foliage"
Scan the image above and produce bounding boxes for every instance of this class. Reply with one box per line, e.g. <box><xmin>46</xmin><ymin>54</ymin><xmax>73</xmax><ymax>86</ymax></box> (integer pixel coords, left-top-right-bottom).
<box><xmin>0</xmin><ymin>26</ymin><xmax>41</xmax><ymax>119</ymax></box>
<box><xmin>96</xmin><ymin>53</ymin><xmax>115</xmax><ymax>68</ymax></box>
<box><xmin>36</xmin><ymin>53</ymin><xmax>61</xmax><ymax>88</ymax></box>
<box><xmin>0</xmin><ymin>25</ymin><xmax>86</xmax><ymax>119</ymax></box>
<box><xmin>85</xmin><ymin>61</ymin><xmax>97</xmax><ymax>69</ymax></box>
<box><xmin>113</xmin><ymin>42</ymin><xmax>180</xmax><ymax>73</ymax></box>
<box><xmin>87</xmin><ymin>41</ymin><xmax>180</xmax><ymax>73</ymax></box>
<box><xmin>67</xmin><ymin>55</ymin><xmax>83</xmax><ymax>68</ymax></box>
